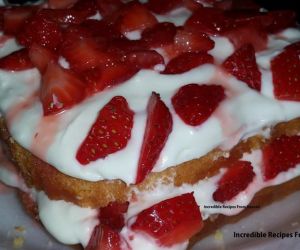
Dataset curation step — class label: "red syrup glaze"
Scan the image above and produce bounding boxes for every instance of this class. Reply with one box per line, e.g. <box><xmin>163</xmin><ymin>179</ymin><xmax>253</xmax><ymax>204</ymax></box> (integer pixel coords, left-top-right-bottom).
<box><xmin>31</xmin><ymin>114</ymin><xmax>61</xmax><ymax>160</ymax></box>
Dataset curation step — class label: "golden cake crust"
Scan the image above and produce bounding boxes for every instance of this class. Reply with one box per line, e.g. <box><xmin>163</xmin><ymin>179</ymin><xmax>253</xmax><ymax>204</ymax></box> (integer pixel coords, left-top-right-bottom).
<box><xmin>1</xmin><ymin>116</ymin><xmax>300</xmax><ymax>208</ymax></box>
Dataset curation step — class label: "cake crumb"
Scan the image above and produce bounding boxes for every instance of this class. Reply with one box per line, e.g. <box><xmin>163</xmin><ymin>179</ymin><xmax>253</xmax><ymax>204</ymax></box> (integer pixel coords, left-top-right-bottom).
<box><xmin>13</xmin><ymin>236</ymin><xmax>24</xmax><ymax>249</ymax></box>
<box><xmin>214</xmin><ymin>230</ymin><xmax>224</xmax><ymax>241</ymax></box>
<box><xmin>14</xmin><ymin>226</ymin><xmax>25</xmax><ymax>233</ymax></box>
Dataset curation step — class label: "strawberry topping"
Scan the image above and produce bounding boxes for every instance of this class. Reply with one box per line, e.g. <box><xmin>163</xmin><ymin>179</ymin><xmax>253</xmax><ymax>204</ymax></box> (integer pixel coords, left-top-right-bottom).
<box><xmin>163</xmin><ymin>51</ymin><xmax>213</xmax><ymax>74</ymax></box>
<box><xmin>40</xmin><ymin>62</ymin><xmax>85</xmax><ymax>115</ymax></box>
<box><xmin>263</xmin><ymin>135</ymin><xmax>300</xmax><ymax>180</ymax></box>
<box><xmin>131</xmin><ymin>193</ymin><xmax>203</xmax><ymax>246</ymax></box>
<box><xmin>85</xmin><ymin>225</ymin><xmax>125</xmax><ymax>250</ymax></box>
<box><xmin>0</xmin><ymin>48</ymin><xmax>33</xmax><ymax>71</ymax></box>
<box><xmin>146</xmin><ymin>0</ymin><xmax>184</xmax><ymax>14</ymax></box>
<box><xmin>136</xmin><ymin>92</ymin><xmax>173</xmax><ymax>183</ymax></box>
<box><xmin>213</xmin><ymin>161</ymin><xmax>255</xmax><ymax>202</ymax></box>
<box><xmin>76</xmin><ymin>96</ymin><xmax>134</xmax><ymax>164</ymax></box>
<box><xmin>271</xmin><ymin>42</ymin><xmax>300</xmax><ymax>101</ymax></box>
<box><xmin>223</xmin><ymin>44</ymin><xmax>261</xmax><ymax>91</ymax></box>
<box><xmin>172</xmin><ymin>84</ymin><xmax>225</xmax><ymax>126</ymax></box>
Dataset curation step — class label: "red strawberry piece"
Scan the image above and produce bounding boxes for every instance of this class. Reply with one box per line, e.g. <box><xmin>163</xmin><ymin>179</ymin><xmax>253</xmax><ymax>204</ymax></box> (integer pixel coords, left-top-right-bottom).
<box><xmin>131</xmin><ymin>193</ymin><xmax>203</xmax><ymax>246</ymax></box>
<box><xmin>185</xmin><ymin>7</ymin><xmax>231</xmax><ymax>35</ymax></box>
<box><xmin>263</xmin><ymin>135</ymin><xmax>300</xmax><ymax>180</ymax></box>
<box><xmin>223</xmin><ymin>24</ymin><xmax>267</xmax><ymax>51</ymax></box>
<box><xmin>2</xmin><ymin>6</ymin><xmax>37</xmax><ymax>35</ymax></box>
<box><xmin>163</xmin><ymin>51</ymin><xmax>213</xmax><ymax>74</ymax></box>
<box><xmin>173</xmin><ymin>29</ymin><xmax>215</xmax><ymax>53</ymax></box>
<box><xmin>141</xmin><ymin>22</ymin><xmax>177</xmax><ymax>48</ymax></box>
<box><xmin>96</xmin><ymin>0</ymin><xmax>124</xmax><ymax>17</ymax></box>
<box><xmin>37</xmin><ymin>9</ymin><xmax>90</xmax><ymax>25</ymax></box>
<box><xmin>146</xmin><ymin>0</ymin><xmax>184</xmax><ymax>14</ymax></box>
<box><xmin>28</xmin><ymin>43</ymin><xmax>58</xmax><ymax>73</ymax></box>
<box><xmin>61</xmin><ymin>35</ymin><xmax>111</xmax><ymax>73</ymax></box>
<box><xmin>40</xmin><ymin>62</ymin><xmax>85</xmax><ymax>116</ymax></box>
<box><xmin>215</xmin><ymin>0</ymin><xmax>261</xmax><ymax>11</ymax></box>
<box><xmin>76</xmin><ymin>96</ymin><xmax>134</xmax><ymax>164</ymax></box>
<box><xmin>72</xmin><ymin>0</ymin><xmax>97</xmax><ymax>16</ymax></box>
<box><xmin>271</xmin><ymin>42</ymin><xmax>300</xmax><ymax>101</ymax></box>
<box><xmin>213</xmin><ymin>161</ymin><xmax>255</xmax><ymax>202</ymax></box>
<box><xmin>117</xmin><ymin>3</ymin><xmax>158</xmax><ymax>34</ymax></box>
<box><xmin>0</xmin><ymin>48</ymin><xmax>33</xmax><ymax>71</ymax></box>
<box><xmin>84</xmin><ymin>63</ymin><xmax>139</xmax><ymax>95</ymax></box>
<box><xmin>265</xmin><ymin>10</ymin><xmax>297</xmax><ymax>33</ymax></box>
<box><xmin>107</xmin><ymin>38</ymin><xmax>147</xmax><ymax>55</ymax></box>
<box><xmin>99</xmin><ymin>202</ymin><xmax>129</xmax><ymax>231</ymax></box>
<box><xmin>172</xmin><ymin>84</ymin><xmax>225</xmax><ymax>126</ymax></box>
<box><xmin>183</xmin><ymin>0</ymin><xmax>204</xmax><ymax>11</ymax></box>
<box><xmin>85</xmin><ymin>225</ymin><xmax>125</xmax><ymax>250</ymax></box>
<box><xmin>135</xmin><ymin>92</ymin><xmax>172</xmax><ymax>183</ymax></box>
<box><xmin>123</xmin><ymin>50</ymin><xmax>164</xmax><ymax>70</ymax></box>
<box><xmin>223</xmin><ymin>44</ymin><xmax>261</xmax><ymax>91</ymax></box>
<box><xmin>48</xmin><ymin>0</ymin><xmax>78</xmax><ymax>9</ymax></box>
<box><xmin>17</xmin><ymin>12</ymin><xmax>63</xmax><ymax>50</ymax></box>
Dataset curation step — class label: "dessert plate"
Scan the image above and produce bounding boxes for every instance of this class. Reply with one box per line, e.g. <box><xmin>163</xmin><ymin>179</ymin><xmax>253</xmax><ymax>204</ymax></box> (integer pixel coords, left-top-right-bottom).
<box><xmin>0</xmin><ymin>184</ymin><xmax>299</xmax><ymax>250</ymax></box>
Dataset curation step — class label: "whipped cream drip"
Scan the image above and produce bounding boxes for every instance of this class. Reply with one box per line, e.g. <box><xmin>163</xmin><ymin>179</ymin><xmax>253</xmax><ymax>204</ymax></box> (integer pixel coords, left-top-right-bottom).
<box><xmin>1</xmin><ymin>28</ymin><xmax>300</xmax><ymax>183</ymax></box>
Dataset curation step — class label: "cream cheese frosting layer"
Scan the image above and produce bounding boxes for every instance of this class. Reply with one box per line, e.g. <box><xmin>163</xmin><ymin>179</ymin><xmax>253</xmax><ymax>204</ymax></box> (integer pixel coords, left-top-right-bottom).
<box><xmin>1</xmin><ymin>27</ymin><xmax>300</xmax><ymax>184</ymax></box>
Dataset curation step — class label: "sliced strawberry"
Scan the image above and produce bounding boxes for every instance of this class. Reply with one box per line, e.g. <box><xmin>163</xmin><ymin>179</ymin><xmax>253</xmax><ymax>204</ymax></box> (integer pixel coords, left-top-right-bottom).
<box><xmin>183</xmin><ymin>0</ymin><xmax>204</xmax><ymax>11</ymax></box>
<box><xmin>76</xmin><ymin>96</ymin><xmax>134</xmax><ymax>164</ymax></box>
<box><xmin>2</xmin><ymin>6</ymin><xmax>37</xmax><ymax>35</ymax></box>
<box><xmin>172</xmin><ymin>84</ymin><xmax>225</xmax><ymax>126</ymax></box>
<box><xmin>271</xmin><ymin>42</ymin><xmax>300</xmax><ymax>101</ymax></box>
<box><xmin>146</xmin><ymin>0</ymin><xmax>184</xmax><ymax>14</ymax></box>
<box><xmin>265</xmin><ymin>10</ymin><xmax>297</xmax><ymax>33</ymax></box>
<box><xmin>173</xmin><ymin>29</ymin><xmax>215</xmax><ymax>53</ymax></box>
<box><xmin>163</xmin><ymin>52</ymin><xmax>213</xmax><ymax>74</ymax></box>
<box><xmin>0</xmin><ymin>48</ymin><xmax>33</xmax><ymax>71</ymax></box>
<box><xmin>84</xmin><ymin>63</ymin><xmax>138</xmax><ymax>94</ymax></box>
<box><xmin>48</xmin><ymin>0</ymin><xmax>78</xmax><ymax>9</ymax></box>
<box><xmin>123</xmin><ymin>50</ymin><xmax>164</xmax><ymax>70</ymax></box>
<box><xmin>223</xmin><ymin>44</ymin><xmax>261</xmax><ymax>91</ymax></box>
<box><xmin>72</xmin><ymin>0</ymin><xmax>97</xmax><ymax>17</ymax></box>
<box><xmin>131</xmin><ymin>193</ymin><xmax>203</xmax><ymax>246</ymax></box>
<box><xmin>96</xmin><ymin>0</ymin><xmax>124</xmax><ymax>17</ymax></box>
<box><xmin>85</xmin><ymin>225</ymin><xmax>124</xmax><ymax>250</ymax></box>
<box><xmin>263</xmin><ymin>135</ymin><xmax>300</xmax><ymax>180</ymax></box>
<box><xmin>224</xmin><ymin>24</ymin><xmax>267</xmax><ymax>51</ymax></box>
<box><xmin>40</xmin><ymin>62</ymin><xmax>85</xmax><ymax>115</ymax></box>
<box><xmin>135</xmin><ymin>92</ymin><xmax>172</xmax><ymax>183</ymax></box>
<box><xmin>141</xmin><ymin>22</ymin><xmax>177</xmax><ymax>48</ymax></box>
<box><xmin>99</xmin><ymin>202</ymin><xmax>129</xmax><ymax>231</ymax></box>
<box><xmin>213</xmin><ymin>161</ymin><xmax>255</xmax><ymax>202</ymax></box>
<box><xmin>107</xmin><ymin>38</ymin><xmax>147</xmax><ymax>55</ymax></box>
<box><xmin>185</xmin><ymin>7</ymin><xmax>231</xmax><ymax>35</ymax></box>
<box><xmin>61</xmin><ymin>35</ymin><xmax>111</xmax><ymax>73</ymax></box>
<box><xmin>28</xmin><ymin>43</ymin><xmax>58</xmax><ymax>73</ymax></box>
<box><xmin>17</xmin><ymin>12</ymin><xmax>63</xmax><ymax>50</ymax></box>
<box><xmin>117</xmin><ymin>3</ymin><xmax>158</xmax><ymax>34</ymax></box>
<box><xmin>215</xmin><ymin>0</ymin><xmax>261</xmax><ymax>10</ymax></box>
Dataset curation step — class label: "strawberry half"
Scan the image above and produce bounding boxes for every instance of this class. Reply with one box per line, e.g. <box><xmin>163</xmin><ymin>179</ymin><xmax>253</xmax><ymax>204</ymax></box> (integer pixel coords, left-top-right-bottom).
<box><xmin>28</xmin><ymin>43</ymin><xmax>58</xmax><ymax>73</ymax></box>
<box><xmin>146</xmin><ymin>0</ymin><xmax>184</xmax><ymax>14</ymax></box>
<box><xmin>131</xmin><ymin>193</ymin><xmax>203</xmax><ymax>246</ymax></box>
<box><xmin>40</xmin><ymin>62</ymin><xmax>85</xmax><ymax>115</ymax></box>
<box><xmin>135</xmin><ymin>92</ymin><xmax>173</xmax><ymax>183</ymax></box>
<box><xmin>0</xmin><ymin>48</ymin><xmax>33</xmax><ymax>71</ymax></box>
<box><xmin>99</xmin><ymin>202</ymin><xmax>129</xmax><ymax>231</ymax></box>
<box><xmin>84</xmin><ymin>63</ymin><xmax>139</xmax><ymax>95</ymax></box>
<box><xmin>213</xmin><ymin>161</ymin><xmax>255</xmax><ymax>202</ymax></box>
<box><xmin>271</xmin><ymin>42</ymin><xmax>300</xmax><ymax>101</ymax></box>
<box><xmin>172</xmin><ymin>84</ymin><xmax>225</xmax><ymax>126</ymax></box>
<box><xmin>263</xmin><ymin>135</ymin><xmax>300</xmax><ymax>180</ymax></box>
<box><xmin>17</xmin><ymin>11</ymin><xmax>63</xmax><ymax>50</ymax></box>
<box><xmin>222</xmin><ymin>44</ymin><xmax>261</xmax><ymax>91</ymax></box>
<box><xmin>96</xmin><ymin>0</ymin><xmax>124</xmax><ymax>17</ymax></box>
<box><xmin>163</xmin><ymin>52</ymin><xmax>213</xmax><ymax>74</ymax></box>
<box><xmin>117</xmin><ymin>3</ymin><xmax>158</xmax><ymax>34</ymax></box>
<box><xmin>76</xmin><ymin>96</ymin><xmax>134</xmax><ymax>164</ymax></box>
<box><xmin>2</xmin><ymin>6</ymin><xmax>37</xmax><ymax>35</ymax></box>
<box><xmin>123</xmin><ymin>50</ymin><xmax>164</xmax><ymax>70</ymax></box>
<box><xmin>85</xmin><ymin>225</ymin><xmax>126</xmax><ymax>250</ymax></box>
